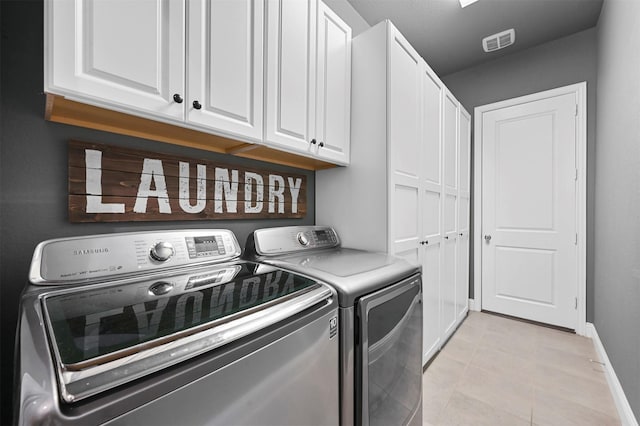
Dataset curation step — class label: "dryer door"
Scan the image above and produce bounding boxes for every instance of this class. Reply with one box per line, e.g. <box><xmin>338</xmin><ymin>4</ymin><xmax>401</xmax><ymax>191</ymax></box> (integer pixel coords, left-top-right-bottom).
<box><xmin>357</xmin><ymin>274</ymin><xmax>423</xmax><ymax>426</ymax></box>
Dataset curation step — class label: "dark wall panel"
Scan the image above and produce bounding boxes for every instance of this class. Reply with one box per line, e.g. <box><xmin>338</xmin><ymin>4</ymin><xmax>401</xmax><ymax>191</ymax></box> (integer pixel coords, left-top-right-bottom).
<box><xmin>0</xmin><ymin>2</ymin><xmax>315</xmax><ymax>423</ymax></box>
<box><xmin>442</xmin><ymin>28</ymin><xmax>598</xmax><ymax>321</ymax></box>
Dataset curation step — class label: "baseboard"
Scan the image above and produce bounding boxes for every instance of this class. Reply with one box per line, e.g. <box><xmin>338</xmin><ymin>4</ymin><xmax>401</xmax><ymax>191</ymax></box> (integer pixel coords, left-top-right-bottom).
<box><xmin>586</xmin><ymin>323</ymin><xmax>638</xmax><ymax>426</ymax></box>
<box><xmin>468</xmin><ymin>298</ymin><xmax>480</xmax><ymax>312</ymax></box>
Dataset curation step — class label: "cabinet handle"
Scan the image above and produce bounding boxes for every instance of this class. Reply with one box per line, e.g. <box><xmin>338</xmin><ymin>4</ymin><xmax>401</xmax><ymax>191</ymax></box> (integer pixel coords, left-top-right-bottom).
<box><xmin>444</xmin><ymin>236</ymin><xmax>449</xmax><ymax>240</ymax></box>
<box><xmin>193</xmin><ymin>100</ymin><xmax>202</xmax><ymax>110</ymax></box>
<box><xmin>310</xmin><ymin>139</ymin><xmax>317</xmax><ymax>145</ymax></box>
<box><xmin>319</xmin><ymin>141</ymin><xmax>324</xmax><ymax>148</ymax></box>
<box><xmin>173</xmin><ymin>93</ymin><xmax>183</xmax><ymax>104</ymax></box>
<box><xmin>420</xmin><ymin>240</ymin><xmax>428</xmax><ymax>245</ymax></box>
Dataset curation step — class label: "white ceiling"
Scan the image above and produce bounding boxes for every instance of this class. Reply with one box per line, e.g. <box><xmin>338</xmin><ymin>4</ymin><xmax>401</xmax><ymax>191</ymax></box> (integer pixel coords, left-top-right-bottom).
<box><xmin>346</xmin><ymin>0</ymin><xmax>604</xmax><ymax>76</ymax></box>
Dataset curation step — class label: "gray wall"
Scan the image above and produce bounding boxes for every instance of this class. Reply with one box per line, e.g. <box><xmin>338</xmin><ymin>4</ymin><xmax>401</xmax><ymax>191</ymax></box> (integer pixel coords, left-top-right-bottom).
<box><xmin>324</xmin><ymin>0</ymin><xmax>370</xmax><ymax>36</ymax></box>
<box><xmin>594</xmin><ymin>0</ymin><xmax>640</xmax><ymax>418</ymax></box>
<box><xmin>0</xmin><ymin>1</ymin><xmax>316</xmax><ymax>423</ymax></box>
<box><xmin>442</xmin><ymin>28</ymin><xmax>598</xmax><ymax>321</ymax></box>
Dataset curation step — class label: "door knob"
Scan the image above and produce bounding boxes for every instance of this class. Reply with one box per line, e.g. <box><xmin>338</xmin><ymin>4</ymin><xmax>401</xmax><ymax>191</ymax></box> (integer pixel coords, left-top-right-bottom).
<box><xmin>173</xmin><ymin>93</ymin><xmax>183</xmax><ymax>103</ymax></box>
<box><xmin>193</xmin><ymin>100</ymin><xmax>202</xmax><ymax>110</ymax></box>
<box><xmin>484</xmin><ymin>234</ymin><xmax>492</xmax><ymax>242</ymax></box>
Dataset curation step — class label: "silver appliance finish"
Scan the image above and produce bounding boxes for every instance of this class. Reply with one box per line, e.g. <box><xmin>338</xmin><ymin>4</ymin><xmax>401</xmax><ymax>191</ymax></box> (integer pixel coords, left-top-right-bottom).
<box><xmin>16</xmin><ymin>229</ymin><xmax>340</xmax><ymax>425</ymax></box>
<box><xmin>244</xmin><ymin>226</ymin><xmax>423</xmax><ymax>426</ymax></box>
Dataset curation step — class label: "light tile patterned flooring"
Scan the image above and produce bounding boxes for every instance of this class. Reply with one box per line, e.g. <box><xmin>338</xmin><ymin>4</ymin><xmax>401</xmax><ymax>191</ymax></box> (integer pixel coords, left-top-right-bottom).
<box><xmin>422</xmin><ymin>311</ymin><xmax>621</xmax><ymax>425</ymax></box>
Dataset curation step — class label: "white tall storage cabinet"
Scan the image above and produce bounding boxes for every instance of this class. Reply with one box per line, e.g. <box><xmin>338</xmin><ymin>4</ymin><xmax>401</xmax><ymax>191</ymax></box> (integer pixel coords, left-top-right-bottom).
<box><xmin>316</xmin><ymin>20</ymin><xmax>471</xmax><ymax>366</ymax></box>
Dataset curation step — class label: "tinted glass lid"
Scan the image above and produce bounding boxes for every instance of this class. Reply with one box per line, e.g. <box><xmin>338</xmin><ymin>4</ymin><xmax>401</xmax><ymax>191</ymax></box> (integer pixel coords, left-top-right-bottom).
<box><xmin>44</xmin><ymin>262</ymin><xmax>316</xmax><ymax>367</ymax></box>
<box><xmin>40</xmin><ymin>261</ymin><xmax>329</xmax><ymax>403</ymax></box>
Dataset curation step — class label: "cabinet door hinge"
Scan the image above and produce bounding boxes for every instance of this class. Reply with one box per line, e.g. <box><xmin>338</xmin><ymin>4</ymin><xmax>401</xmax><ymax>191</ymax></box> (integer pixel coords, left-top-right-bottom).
<box><xmin>575</xmin><ymin>297</ymin><xmax>578</xmax><ymax>310</ymax></box>
<box><xmin>575</xmin><ymin>104</ymin><xmax>579</xmax><ymax>116</ymax></box>
<box><xmin>575</xmin><ymin>168</ymin><xmax>578</xmax><ymax>181</ymax></box>
<box><xmin>575</xmin><ymin>233</ymin><xmax>578</xmax><ymax>245</ymax></box>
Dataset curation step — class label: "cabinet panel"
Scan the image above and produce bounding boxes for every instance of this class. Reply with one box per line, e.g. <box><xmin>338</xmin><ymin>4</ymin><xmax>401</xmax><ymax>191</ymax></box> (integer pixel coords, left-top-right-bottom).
<box><xmin>457</xmin><ymin>234</ymin><xmax>468</xmax><ymax>317</ymax></box>
<box><xmin>423</xmin><ymin>190</ymin><xmax>441</xmax><ymax>237</ymax></box>
<box><xmin>394</xmin><ymin>184</ymin><xmax>420</xmax><ymax>241</ymax></box>
<box><xmin>459</xmin><ymin>110</ymin><xmax>471</xmax><ymax>193</ymax></box>
<box><xmin>444</xmin><ymin>193</ymin><xmax>457</xmax><ymax>234</ymax></box>
<box><xmin>423</xmin><ymin>70</ymin><xmax>442</xmax><ymax>185</ymax></box>
<box><xmin>422</xmin><ymin>243</ymin><xmax>441</xmax><ymax>364</ymax></box>
<box><xmin>456</xmin><ymin>229</ymin><xmax>469</xmax><ymax>320</ymax></box>
<box><xmin>442</xmin><ymin>237</ymin><xmax>457</xmax><ymax>338</ymax></box>
<box><xmin>187</xmin><ymin>0</ymin><xmax>263</xmax><ymax>140</ymax></box>
<box><xmin>444</xmin><ymin>93</ymin><xmax>458</xmax><ymax>190</ymax></box>
<box><xmin>458</xmin><ymin>196</ymin><xmax>469</xmax><ymax>231</ymax></box>
<box><xmin>389</xmin><ymin>28</ymin><xmax>422</xmax><ymax>256</ymax></box>
<box><xmin>47</xmin><ymin>0</ymin><xmax>185</xmax><ymax>120</ymax></box>
<box><xmin>265</xmin><ymin>0</ymin><xmax>316</xmax><ymax>152</ymax></box>
<box><xmin>456</xmin><ymin>109</ymin><xmax>471</xmax><ymax>321</ymax></box>
<box><xmin>389</xmin><ymin>34</ymin><xmax>422</xmax><ymax>180</ymax></box>
<box><xmin>316</xmin><ymin>2</ymin><xmax>351</xmax><ymax>164</ymax></box>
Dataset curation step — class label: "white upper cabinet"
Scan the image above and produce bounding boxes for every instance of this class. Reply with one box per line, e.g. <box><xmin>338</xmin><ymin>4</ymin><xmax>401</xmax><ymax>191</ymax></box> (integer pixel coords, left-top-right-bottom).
<box><xmin>264</xmin><ymin>0</ymin><xmax>351</xmax><ymax>165</ymax></box>
<box><xmin>187</xmin><ymin>0</ymin><xmax>264</xmax><ymax>141</ymax></box>
<box><xmin>45</xmin><ymin>0</ymin><xmax>185</xmax><ymax>120</ymax></box>
<box><xmin>264</xmin><ymin>0</ymin><xmax>317</xmax><ymax>154</ymax></box>
<box><xmin>315</xmin><ymin>2</ymin><xmax>352</xmax><ymax>165</ymax></box>
<box><xmin>46</xmin><ymin>0</ymin><xmax>351</xmax><ymax>166</ymax></box>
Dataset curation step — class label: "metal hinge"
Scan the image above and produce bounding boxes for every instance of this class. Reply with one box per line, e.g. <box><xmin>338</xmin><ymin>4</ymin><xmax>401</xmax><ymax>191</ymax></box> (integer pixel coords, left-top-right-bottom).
<box><xmin>575</xmin><ymin>104</ymin><xmax>579</xmax><ymax>116</ymax></box>
<box><xmin>575</xmin><ymin>297</ymin><xmax>578</xmax><ymax>309</ymax></box>
<box><xmin>575</xmin><ymin>233</ymin><xmax>578</xmax><ymax>245</ymax></box>
<box><xmin>575</xmin><ymin>168</ymin><xmax>578</xmax><ymax>181</ymax></box>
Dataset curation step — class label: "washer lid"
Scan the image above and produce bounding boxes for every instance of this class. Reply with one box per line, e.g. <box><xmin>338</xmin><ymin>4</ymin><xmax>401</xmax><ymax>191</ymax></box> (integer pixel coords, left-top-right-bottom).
<box><xmin>39</xmin><ymin>261</ymin><xmax>331</xmax><ymax>403</ymax></box>
<box><xmin>264</xmin><ymin>248</ymin><xmax>421</xmax><ymax>307</ymax></box>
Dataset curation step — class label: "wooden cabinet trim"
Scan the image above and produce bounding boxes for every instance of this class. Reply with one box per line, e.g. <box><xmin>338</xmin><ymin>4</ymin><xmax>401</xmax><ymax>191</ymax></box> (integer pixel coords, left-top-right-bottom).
<box><xmin>45</xmin><ymin>94</ymin><xmax>337</xmax><ymax>171</ymax></box>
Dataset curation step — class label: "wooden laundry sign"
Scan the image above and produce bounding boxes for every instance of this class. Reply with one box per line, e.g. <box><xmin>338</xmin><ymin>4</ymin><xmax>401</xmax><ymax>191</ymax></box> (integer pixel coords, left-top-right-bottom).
<box><xmin>68</xmin><ymin>141</ymin><xmax>306</xmax><ymax>222</ymax></box>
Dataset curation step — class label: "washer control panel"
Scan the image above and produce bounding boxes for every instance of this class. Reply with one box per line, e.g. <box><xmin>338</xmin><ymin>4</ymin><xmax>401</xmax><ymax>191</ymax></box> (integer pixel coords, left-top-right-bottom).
<box><xmin>252</xmin><ymin>226</ymin><xmax>340</xmax><ymax>255</ymax></box>
<box><xmin>30</xmin><ymin>229</ymin><xmax>241</xmax><ymax>285</ymax></box>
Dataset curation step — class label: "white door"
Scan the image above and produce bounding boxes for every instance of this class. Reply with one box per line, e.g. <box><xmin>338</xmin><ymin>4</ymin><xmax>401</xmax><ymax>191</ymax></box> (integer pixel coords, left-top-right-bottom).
<box><xmin>47</xmin><ymin>0</ymin><xmax>185</xmax><ymax>120</ymax></box>
<box><xmin>421</xmin><ymin>66</ymin><xmax>443</xmax><ymax>364</ymax></box>
<box><xmin>481</xmin><ymin>92</ymin><xmax>577</xmax><ymax>329</ymax></box>
<box><xmin>315</xmin><ymin>2</ymin><xmax>351</xmax><ymax>165</ymax></box>
<box><xmin>441</xmin><ymin>91</ymin><xmax>459</xmax><ymax>339</ymax></box>
<box><xmin>265</xmin><ymin>0</ymin><xmax>317</xmax><ymax>154</ymax></box>
<box><xmin>187</xmin><ymin>0</ymin><xmax>264</xmax><ymax>141</ymax></box>
<box><xmin>388</xmin><ymin>28</ymin><xmax>423</xmax><ymax>265</ymax></box>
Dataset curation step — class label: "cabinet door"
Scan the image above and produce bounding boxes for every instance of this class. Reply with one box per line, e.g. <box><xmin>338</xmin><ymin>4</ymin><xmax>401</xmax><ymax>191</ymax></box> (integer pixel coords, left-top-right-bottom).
<box><xmin>265</xmin><ymin>0</ymin><xmax>317</xmax><ymax>153</ymax></box>
<box><xmin>46</xmin><ymin>0</ymin><xmax>185</xmax><ymax>121</ymax></box>
<box><xmin>315</xmin><ymin>2</ymin><xmax>351</xmax><ymax>165</ymax></box>
<box><xmin>441</xmin><ymin>90</ymin><xmax>459</xmax><ymax>339</ymax></box>
<box><xmin>187</xmin><ymin>0</ymin><xmax>263</xmax><ymax>141</ymax></box>
<box><xmin>388</xmin><ymin>27</ymin><xmax>423</xmax><ymax>266</ymax></box>
<box><xmin>456</xmin><ymin>108</ymin><xmax>471</xmax><ymax>321</ymax></box>
<box><xmin>421</xmin><ymin>66</ymin><xmax>443</xmax><ymax>365</ymax></box>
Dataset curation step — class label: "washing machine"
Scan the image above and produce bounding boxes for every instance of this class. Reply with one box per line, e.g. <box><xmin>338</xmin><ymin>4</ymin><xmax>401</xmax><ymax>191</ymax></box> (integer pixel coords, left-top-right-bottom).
<box><xmin>244</xmin><ymin>225</ymin><xmax>422</xmax><ymax>426</ymax></box>
<box><xmin>15</xmin><ymin>229</ymin><xmax>340</xmax><ymax>425</ymax></box>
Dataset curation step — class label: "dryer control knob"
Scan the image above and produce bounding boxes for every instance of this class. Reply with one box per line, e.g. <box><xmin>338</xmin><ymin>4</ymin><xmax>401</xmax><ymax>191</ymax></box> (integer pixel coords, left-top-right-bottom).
<box><xmin>150</xmin><ymin>241</ymin><xmax>175</xmax><ymax>262</ymax></box>
<box><xmin>297</xmin><ymin>232</ymin><xmax>310</xmax><ymax>246</ymax></box>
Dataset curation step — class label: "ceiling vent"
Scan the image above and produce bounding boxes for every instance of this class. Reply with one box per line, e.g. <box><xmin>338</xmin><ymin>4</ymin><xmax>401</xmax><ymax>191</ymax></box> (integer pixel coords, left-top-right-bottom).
<box><xmin>482</xmin><ymin>29</ymin><xmax>515</xmax><ymax>53</ymax></box>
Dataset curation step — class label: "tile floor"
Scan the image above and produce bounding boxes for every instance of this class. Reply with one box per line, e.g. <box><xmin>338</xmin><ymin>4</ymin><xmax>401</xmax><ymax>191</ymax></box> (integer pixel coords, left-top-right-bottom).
<box><xmin>422</xmin><ymin>311</ymin><xmax>621</xmax><ymax>425</ymax></box>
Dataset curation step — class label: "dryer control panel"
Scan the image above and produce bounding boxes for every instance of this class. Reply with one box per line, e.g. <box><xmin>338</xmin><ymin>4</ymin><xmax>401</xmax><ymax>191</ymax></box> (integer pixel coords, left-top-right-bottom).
<box><xmin>29</xmin><ymin>229</ymin><xmax>241</xmax><ymax>285</ymax></box>
<box><xmin>250</xmin><ymin>226</ymin><xmax>340</xmax><ymax>255</ymax></box>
